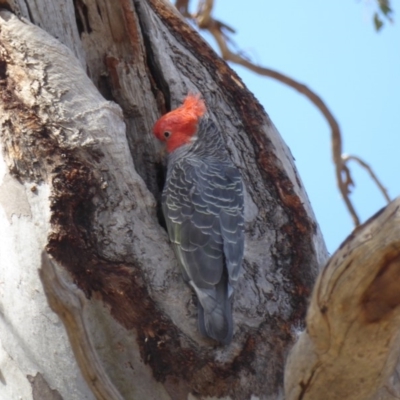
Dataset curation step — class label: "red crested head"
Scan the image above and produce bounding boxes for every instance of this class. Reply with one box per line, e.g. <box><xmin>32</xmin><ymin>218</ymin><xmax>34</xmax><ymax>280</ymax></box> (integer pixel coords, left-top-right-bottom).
<box><xmin>153</xmin><ymin>94</ymin><xmax>206</xmax><ymax>153</ymax></box>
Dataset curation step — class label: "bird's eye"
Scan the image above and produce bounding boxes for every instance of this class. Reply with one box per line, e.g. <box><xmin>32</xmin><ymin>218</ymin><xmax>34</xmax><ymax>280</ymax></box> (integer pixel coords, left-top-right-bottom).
<box><xmin>163</xmin><ymin>131</ymin><xmax>171</xmax><ymax>139</ymax></box>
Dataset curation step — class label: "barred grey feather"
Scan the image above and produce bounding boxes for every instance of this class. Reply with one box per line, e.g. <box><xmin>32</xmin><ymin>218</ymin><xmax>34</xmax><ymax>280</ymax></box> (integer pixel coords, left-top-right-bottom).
<box><xmin>162</xmin><ymin>119</ymin><xmax>244</xmax><ymax>344</ymax></box>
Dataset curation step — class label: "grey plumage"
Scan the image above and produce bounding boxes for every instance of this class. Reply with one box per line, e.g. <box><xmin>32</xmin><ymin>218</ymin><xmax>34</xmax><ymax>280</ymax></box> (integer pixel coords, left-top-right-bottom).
<box><xmin>162</xmin><ymin>118</ymin><xmax>244</xmax><ymax>344</ymax></box>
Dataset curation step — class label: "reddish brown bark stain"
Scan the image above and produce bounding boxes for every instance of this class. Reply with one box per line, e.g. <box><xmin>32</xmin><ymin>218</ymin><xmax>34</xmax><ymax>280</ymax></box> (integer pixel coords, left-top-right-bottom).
<box><xmin>118</xmin><ymin>0</ymin><xmax>142</xmax><ymax>54</ymax></box>
<box><xmin>105</xmin><ymin>56</ymin><xmax>122</xmax><ymax>89</ymax></box>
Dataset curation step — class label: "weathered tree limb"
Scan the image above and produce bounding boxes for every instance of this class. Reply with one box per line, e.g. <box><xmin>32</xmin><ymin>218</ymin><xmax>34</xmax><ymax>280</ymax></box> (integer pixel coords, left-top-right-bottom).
<box><xmin>284</xmin><ymin>197</ymin><xmax>400</xmax><ymax>400</ymax></box>
<box><xmin>0</xmin><ymin>1</ymin><xmax>327</xmax><ymax>398</ymax></box>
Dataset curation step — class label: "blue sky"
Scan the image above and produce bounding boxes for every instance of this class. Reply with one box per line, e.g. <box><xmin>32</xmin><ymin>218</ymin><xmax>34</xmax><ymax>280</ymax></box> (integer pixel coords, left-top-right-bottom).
<box><xmin>200</xmin><ymin>1</ymin><xmax>400</xmax><ymax>254</ymax></box>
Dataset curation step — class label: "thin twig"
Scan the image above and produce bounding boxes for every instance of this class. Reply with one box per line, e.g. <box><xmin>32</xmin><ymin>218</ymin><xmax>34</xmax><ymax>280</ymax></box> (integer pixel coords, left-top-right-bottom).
<box><xmin>342</xmin><ymin>154</ymin><xmax>391</xmax><ymax>203</ymax></box>
<box><xmin>206</xmin><ymin>21</ymin><xmax>360</xmax><ymax>226</ymax></box>
<box><xmin>195</xmin><ymin>0</ymin><xmax>214</xmax><ymax>28</ymax></box>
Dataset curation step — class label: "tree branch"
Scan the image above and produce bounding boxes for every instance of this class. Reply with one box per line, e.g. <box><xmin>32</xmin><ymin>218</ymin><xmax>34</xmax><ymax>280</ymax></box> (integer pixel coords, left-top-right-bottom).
<box><xmin>204</xmin><ymin>20</ymin><xmax>359</xmax><ymax>226</ymax></box>
<box><xmin>284</xmin><ymin>197</ymin><xmax>400</xmax><ymax>399</ymax></box>
<box><xmin>342</xmin><ymin>154</ymin><xmax>391</xmax><ymax>203</ymax></box>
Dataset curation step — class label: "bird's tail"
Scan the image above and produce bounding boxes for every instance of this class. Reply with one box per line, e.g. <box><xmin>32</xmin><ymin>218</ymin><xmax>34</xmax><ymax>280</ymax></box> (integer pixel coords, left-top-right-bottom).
<box><xmin>191</xmin><ymin>275</ymin><xmax>233</xmax><ymax>345</ymax></box>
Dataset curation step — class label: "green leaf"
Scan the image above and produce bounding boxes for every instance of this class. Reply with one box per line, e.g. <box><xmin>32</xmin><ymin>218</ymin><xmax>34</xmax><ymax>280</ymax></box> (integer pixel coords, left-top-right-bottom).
<box><xmin>378</xmin><ymin>0</ymin><xmax>393</xmax><ymax>16</ymax></box>
<box><xmin>374</xmin><ymin>13</ymin><xmax>384</xmax><ymax>31</ymax></box>
<box><xmin>380</xmin><ymin>5</ymin><xmax>393</xmax><ymax>16</ymax></box>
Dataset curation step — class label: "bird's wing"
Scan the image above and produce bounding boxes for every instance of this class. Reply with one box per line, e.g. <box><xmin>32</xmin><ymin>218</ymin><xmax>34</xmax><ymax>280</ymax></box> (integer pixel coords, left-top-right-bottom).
<box><xmin>162</xmin><ymin>157</ymin><xmax>244</xmax><ymax>290</ymax></box>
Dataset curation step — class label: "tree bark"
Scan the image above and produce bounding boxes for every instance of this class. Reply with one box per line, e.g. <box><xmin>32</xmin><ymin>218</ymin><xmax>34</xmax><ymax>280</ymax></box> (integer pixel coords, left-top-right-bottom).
<box><xmin>0</xmin><ymin>1</ymin><xmax>326</xmax><ymax>399</ymax></box>
<box><xmin>285</xmin><ymin>198</ymin><xmax>400</xmax><ymax>400</ymax></box>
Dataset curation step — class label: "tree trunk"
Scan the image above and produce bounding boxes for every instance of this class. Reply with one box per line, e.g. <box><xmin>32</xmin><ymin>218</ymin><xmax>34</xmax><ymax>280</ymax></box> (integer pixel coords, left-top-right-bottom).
<box><xmin>0</xmin><ymin>1</ymin><xmax>327</xmax><ymax>399</ymax></box>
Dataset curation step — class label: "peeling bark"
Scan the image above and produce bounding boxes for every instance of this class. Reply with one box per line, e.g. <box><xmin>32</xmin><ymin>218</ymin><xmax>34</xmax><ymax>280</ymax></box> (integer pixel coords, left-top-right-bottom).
<box><xmin>0</xmin><ymin>1</ymin><xmax>327</xmax><ymax>399</ymax></box>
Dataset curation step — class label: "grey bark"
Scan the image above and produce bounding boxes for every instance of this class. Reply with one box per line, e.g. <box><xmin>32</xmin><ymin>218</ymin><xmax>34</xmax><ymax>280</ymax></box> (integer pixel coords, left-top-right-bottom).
<box><xmin>0</xmin><ymin>1</ymin><xmax>327</xmax><ymax>399</ymax></box>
